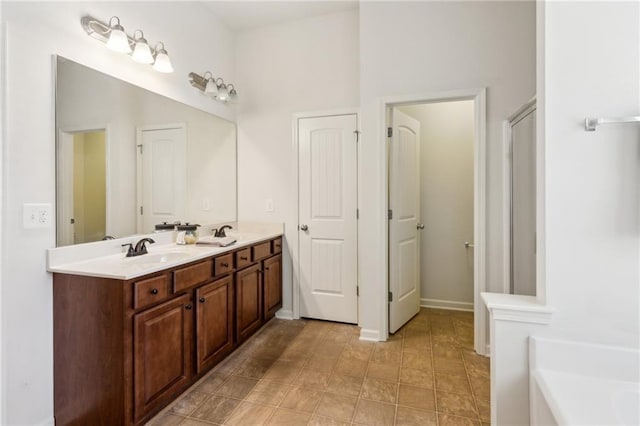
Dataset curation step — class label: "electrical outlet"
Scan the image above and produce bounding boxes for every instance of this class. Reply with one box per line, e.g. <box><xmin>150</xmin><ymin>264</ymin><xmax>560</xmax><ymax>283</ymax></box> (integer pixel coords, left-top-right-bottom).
<box><xmin>23</xmin><ymin>203</ymin><xmax>52</xmax><ymax>229</ymax></box>
<box><xmin>202</xmin><ymin>198</ymin><xmax>211</xmax><ymax>211</ymax></box>
<box><xmin>265</xmin><ymin>199</ymin><xmax>274</xmax><ymax>212</ymax></box>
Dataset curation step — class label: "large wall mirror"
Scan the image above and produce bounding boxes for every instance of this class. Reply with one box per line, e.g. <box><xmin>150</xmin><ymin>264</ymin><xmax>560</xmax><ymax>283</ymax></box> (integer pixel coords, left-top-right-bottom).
<box><xmin>55</xmin><ymin>56</ymin><xmax>237</xmax><ymax>246</ymax></box>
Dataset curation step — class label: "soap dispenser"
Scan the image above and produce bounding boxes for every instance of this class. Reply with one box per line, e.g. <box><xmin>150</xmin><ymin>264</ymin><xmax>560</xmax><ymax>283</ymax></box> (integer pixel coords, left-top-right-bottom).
<box><xmin>176</xmin><ymin>223</ymin><xmax>200</xmax><ymax>245</ymax></box>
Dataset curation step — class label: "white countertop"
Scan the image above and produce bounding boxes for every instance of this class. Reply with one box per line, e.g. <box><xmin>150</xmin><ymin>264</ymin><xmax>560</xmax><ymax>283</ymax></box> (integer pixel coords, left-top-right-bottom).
<box><xmin>47</xmin><ymin>222</ymin><xmax>283</xmax><ymax>280</ymax></box>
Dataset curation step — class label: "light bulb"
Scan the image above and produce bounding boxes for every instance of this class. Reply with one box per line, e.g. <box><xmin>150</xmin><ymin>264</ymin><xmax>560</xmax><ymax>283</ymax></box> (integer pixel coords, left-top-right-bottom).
<box><xmin>218</xmin><ymin>83</ymin><xmax>229</xmax><ymax>102</ymax></box>
<box><xmin>228</xmin><ymin>84</ymin><xmax>237</xmax><ymax>99</ymax></box>
<box><xmin>131</xmin><ymin>32</ymin><xmax>153</xmax><ymax>64</ymax></box>
<box><xmin>152</xmin><ymin>43</ymin><xmax>173</xmax><ymax>73</ymax></box>
<box><xmin>106</xmin><ymin>17</ymin><xmax>131</xmax><ymax>54</ymax></box>
<box><xmin>204</xmin><ymin>77</ymin><xmax>218</xmax><ymax>98</ymax></box>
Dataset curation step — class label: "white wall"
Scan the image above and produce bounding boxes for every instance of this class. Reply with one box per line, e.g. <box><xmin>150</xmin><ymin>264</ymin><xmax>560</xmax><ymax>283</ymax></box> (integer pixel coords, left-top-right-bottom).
<box><xmin>1</xmin><ymin>2</ymin><xmax>236</xmax><ymax>424</ymax></box>
<box><xmin>488</xmin><ymin>2</ymin><xmax>640</xmax><ymax>424</ymax></box>
<box><xmin>358</xmin><ymin>1</ymin><xmax>536</xmax><ymax>338</ymax></box>
<box><xmin>234</xmin><ymin>10</ymin><xmax>360</xmax><ymax>318</ymax></box>
<box><xmin>400</xmin><ymin>101</ymin><xmax>475</xmax><ymax>310</ymax></box>
<box><xmin>543</xmin><ymin>1</ymin><xmax>639</xmax><ymax>344</ymax></box>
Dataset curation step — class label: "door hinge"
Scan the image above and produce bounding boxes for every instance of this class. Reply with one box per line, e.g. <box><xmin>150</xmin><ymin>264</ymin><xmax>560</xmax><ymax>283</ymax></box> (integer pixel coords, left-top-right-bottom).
<box><xmin>140</xmin><ymin>206</ymin><xmax>143</xmax><ymax>215</ymax></box>
<box><xmin>354</xmin><ymin>129</ymin><xmax>360</xmax><ymax>142</ymax></box>
<box><xmin>387</xmin><ymin>127</ymin><xmax>393</xmax><ymax>138</ymax></box>
<box><xmin>388</xmin><ymin>209</ymin><xmax>393</xmax><ymax>220</ymax></box>
<box><xmin>137</xmin><ymin>144</ymin><xmax>143</xmax><ymax>154</ymax></box>
<box><xmin>388</xmin><ymin>291</ymin><xmax>393</xmax><ymax>302</ymax></box>
<box><xmin>356</xmin><ymin>209</ymin><xmax>359</xmax><ymax>219</ymax></box>
<box><xmin>356</xmin><ymin>286</ymin><xmax>359</xmax><ymax>297</ymax></box>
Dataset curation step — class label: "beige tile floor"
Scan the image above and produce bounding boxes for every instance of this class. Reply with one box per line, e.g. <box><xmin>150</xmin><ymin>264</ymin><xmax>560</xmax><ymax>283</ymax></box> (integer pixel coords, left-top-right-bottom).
<box><xmin>148</xmin><ymin>308</ymin><xmax>490</xmax><ymax>426</ymax></box>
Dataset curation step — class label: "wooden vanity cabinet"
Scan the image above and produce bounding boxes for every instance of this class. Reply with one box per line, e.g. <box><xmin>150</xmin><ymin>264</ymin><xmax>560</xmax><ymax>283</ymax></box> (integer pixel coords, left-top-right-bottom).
<box><xmin>195</xmin><ymin>275</ymin><xmax>234</xmax><ymax>373</ymax></box>
<box><xmin>53</xmin><ymin>236</ymin><xmax>283</xmax><ymax>426</ymax></box>
<box><xmin>235</xmin><ymin>263</ymin><xmax>263</xmax><ymax>343</ymax></box>
<box><xmin>263</xmin><ymin>254</ymin><xmax>283</xmax><ymax>320</ymax></box>
<box><xmin>133</xmin><ymin>293</ymin><xmax>193</xmax><ymax>419</ymax></box>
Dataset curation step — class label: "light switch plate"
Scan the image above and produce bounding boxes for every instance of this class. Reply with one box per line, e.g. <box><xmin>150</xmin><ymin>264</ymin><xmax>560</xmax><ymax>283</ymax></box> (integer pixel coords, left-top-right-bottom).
<box><xmin>265</xmin><ymin>199</ymin><xmax>274</xmax><ymax>212</ymax></box>
<box><xmin>24</xmin><ymin>203</ymin><xmax>52</xmax><ymax>228</ymax></box>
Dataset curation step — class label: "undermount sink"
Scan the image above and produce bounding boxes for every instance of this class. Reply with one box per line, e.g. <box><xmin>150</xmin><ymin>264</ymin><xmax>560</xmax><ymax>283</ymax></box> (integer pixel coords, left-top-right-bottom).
<box><xmin>124</xmin><ymin>251</ymin><xmax>192</xmax><ymax>265</ymax></box>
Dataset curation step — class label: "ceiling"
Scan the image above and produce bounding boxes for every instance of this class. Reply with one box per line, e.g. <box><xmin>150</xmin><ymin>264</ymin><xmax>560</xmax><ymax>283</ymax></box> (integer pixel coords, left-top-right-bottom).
<box><xmin>201</xmin><ymin>1</ymin><xmax>359</xmax><ymax>31</ymax></box>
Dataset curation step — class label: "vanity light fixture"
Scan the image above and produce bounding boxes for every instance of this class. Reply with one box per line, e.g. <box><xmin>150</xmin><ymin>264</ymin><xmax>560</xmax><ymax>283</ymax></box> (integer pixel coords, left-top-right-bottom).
<box><xmin>105</xmin><ymin>16</ymin><xmax>131</xmax><ymax>53</ymax></box>
<box><xmin>131</xmin><ymin>30</ymin><xmax>154</xmax><ymax>64</ymax></box>
<box><xmin>188</xmin><ymin>72</ymin><xmax>238</xmax><ymax>103</ymax></box>
<box><xmin>152</xmin><ymin>43</ymin><xmax>174</xmax><ymax>73</ymax></box>
<box><xmin>81</xmin><ymin>15</ymin><xmax>173</xmax><ymax>73</ymax></box>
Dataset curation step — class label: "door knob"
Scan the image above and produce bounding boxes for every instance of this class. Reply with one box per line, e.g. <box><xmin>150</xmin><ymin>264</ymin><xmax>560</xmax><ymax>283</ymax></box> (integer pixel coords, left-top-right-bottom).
<box><xmin>464</xmin><ymin>241</ymin><xmax>475</xmax><ymax>249</ymax></box>
<box><xmin>299</xmin><ymin>224</ymin><xmax>308</xmax><ymax>231</ymax></box>
<box><xmin>417</xmin><ymin>223</ymin><xmax>425</xmax><ymax>230</ymax></box>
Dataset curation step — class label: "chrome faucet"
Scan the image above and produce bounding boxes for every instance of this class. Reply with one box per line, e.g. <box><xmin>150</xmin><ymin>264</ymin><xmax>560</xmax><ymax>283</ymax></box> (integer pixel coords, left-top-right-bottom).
<box><xmin>213</xmin><ymin>225</ymin><xmax>233</xmax><ymax>238</ymax></box>
<box><xmin>122</xmin><ymin>238</ymin><xmax>155</xmax><ymax>257</ymax></box>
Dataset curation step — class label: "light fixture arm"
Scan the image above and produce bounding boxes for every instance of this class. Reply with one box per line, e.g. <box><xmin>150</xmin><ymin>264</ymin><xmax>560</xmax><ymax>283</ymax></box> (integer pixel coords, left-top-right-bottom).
<box><xmin>82</xmin><ymin>15</ymin><xmax>133</xmax><ymax>47</ymax></box>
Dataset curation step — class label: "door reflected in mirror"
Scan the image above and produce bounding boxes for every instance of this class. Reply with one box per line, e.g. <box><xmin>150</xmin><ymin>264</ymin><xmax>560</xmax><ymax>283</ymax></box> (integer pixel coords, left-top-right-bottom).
<box><xmin>55</xmin><ymin>56</ymin><xmax>237</xmax><ymax>246</ymax></box>
<box><xmin>58</xmin><ymin>129</ymin><xmax>107</xmax><ymax>245</ymax></box>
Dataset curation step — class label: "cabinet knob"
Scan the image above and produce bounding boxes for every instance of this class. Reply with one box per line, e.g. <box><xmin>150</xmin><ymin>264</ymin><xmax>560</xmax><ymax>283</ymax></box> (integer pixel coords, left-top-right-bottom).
<box><xmin>221</xmin><ymin>262</ymin><xmax>229</xmax><ymax>267</ymax></box>
<box><xmin>265</xmin><ymin>267</ymin><xmax>270</xmax><ymax>271</ymax></box>
<box><xmin>199</xmin><ymin>297</ymin><xmax>205</xmax><ymax>303</ymax></box>
<box><xmin>240</xmin><ymin>256</ymin><xmax>248</xmax><ymax>261</ymax></box>
<box><xmin>150</xmin><ymin>288</ymin><xmax>158</xmax><ymax>295</ymax></box>
<box><xmin>185</xmin><ymin>304</ymin><xmax>192</xmax><ymax>310</ymax></box>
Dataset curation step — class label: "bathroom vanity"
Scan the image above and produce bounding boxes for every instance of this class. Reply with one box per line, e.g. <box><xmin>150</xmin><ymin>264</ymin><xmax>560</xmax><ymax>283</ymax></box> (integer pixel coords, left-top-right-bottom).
<box><xmin>49</xmin><ymin>231</ymin><xmax>282</xmax><ymax>425</ymax></box>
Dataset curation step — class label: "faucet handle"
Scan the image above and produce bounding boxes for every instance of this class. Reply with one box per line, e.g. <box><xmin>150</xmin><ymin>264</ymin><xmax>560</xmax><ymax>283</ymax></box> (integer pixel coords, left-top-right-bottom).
<box><xmin>211</xmin><ymin>228</ymin><xmax>218</xmax><ymax>236</ymax></box>
<box><xmin>121</xmin><ymin>243</ymin><xmax>135</xmax><ymax>257</ymax></box>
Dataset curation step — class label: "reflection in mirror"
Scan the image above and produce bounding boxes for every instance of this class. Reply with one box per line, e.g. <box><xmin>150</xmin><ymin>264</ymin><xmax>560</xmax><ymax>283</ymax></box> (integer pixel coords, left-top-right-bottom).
<box><xmin>55</xmin><ymin>56</ymin><xmax>237</xmax><ymax>246</ymax></box>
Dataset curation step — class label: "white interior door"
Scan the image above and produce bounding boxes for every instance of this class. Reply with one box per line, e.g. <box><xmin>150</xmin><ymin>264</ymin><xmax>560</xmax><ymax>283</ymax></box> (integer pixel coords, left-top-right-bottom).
<box><xmin>138</xmin><ymin>125</ymin><xmax>187</xmax><ymax>234</ymax></box>
<box><xmin>511</xmin><ymin>109</ymin><xmax>536</xmax><ymax>295</ymax></box>
<box><xmin>298</xmin><ymin>114</ymin><xmax>358</xmax><ymax>324</ymax></box>
<box><xmin>389</xmin><ymin>109</ymin><xmax>422</xmax><ymax>333</ymax></box>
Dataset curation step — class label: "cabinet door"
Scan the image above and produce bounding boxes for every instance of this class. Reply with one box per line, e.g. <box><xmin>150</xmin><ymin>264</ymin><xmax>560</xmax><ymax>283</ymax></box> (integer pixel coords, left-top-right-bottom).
<box><xmin>263</xmin><ymin>254</ymin><xmax>282</xmax><ymax>320</ymax></box>
<box><xmin>196</xmin><ymin>276</ymin><xmax>234</xmax><ymax>374</ymax></box>
<box><xmin>134</xmin><ymin>294</ymin><xmax>192</xmax><ymax>421</ymax></box>
<box><xmin>235</xmin><ymin>264</ymin><xmax>263</xmax><ymax>342</ymax></box>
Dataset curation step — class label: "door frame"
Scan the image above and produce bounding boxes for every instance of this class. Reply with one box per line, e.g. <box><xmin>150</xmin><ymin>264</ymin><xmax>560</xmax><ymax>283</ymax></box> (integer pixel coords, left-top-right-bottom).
<box><xmin>56</xmin><ymin>124</ymin><xmax>111</xmax><ymax>246</ymax></box>
<box><xmin>290</xmin><ymin>108</ymin><xmax>360</xmax><ymax>322</ymax></box>
<box><xmin>135</xmin><ymin>122</ymin><xmax>186</xmax><ymax>234</ymax></box>
<box><xmin>380</xmin><ymin>88</ymin><xmax>488</xmax><ymax>355</ymax></box>
<box><xmin>502</xmin><ymin>97</ymin><xmax>537</xmax><ymax>294</ymax></box>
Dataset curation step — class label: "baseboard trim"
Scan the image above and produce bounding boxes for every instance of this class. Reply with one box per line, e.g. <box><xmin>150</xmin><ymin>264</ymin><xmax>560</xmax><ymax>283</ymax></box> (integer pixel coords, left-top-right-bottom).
<box><xmin>420</xmin><ymin>298</ymin><xmax>474</xmax><ymax>312</ymax></box>
<box><xmin>359</xmin><ymin>328</ymin><xmax>380</xmax><ymax>342</ymax></box>
<box><xmin>275</xmin><ymin>309</ymin><xmax>294</xmax><ymax>320</ymax></box>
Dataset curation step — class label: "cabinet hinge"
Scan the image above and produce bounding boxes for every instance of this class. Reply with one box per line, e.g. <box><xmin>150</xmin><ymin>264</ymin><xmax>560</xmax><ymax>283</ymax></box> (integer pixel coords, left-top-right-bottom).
<box><xmin>354</xmin><ymin>129</ymin><xmax>360</xmax><ymax>142</ymax></box>
<box><xmin>137</xmin><ymin>144</ymin><xmax>143</xmax><ymax>154</ymax></box>
<box><xmin>388</xmin><ymin>209</ymin><xmax>393</xmax><ymax>220</ymax></box>
<box><xmin>356</xmin><ymin>209</ymin><xmax>359</xmax><ymax>219</ymax></box>
<box><xmin>356</xmin><ymin>286</ymin><xmax>359</xmax><ymax>297</ymax></box>
<box><xmin>387</xmin><ymin>127</ymin><xmax>393</xmax><ymax>138</ymax></box>
<box><xmin>140</xmin><ymin>206</ymin><xmax>143</xmax><ymax>215</ymax></box>
<box><xmin>388</xmin><ymin>291</ymin><xmax>393</xmax><ymax>302</ymax></box>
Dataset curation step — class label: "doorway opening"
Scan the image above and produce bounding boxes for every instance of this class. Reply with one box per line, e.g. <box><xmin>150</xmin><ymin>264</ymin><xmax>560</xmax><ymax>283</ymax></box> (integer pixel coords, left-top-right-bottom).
<box><xmin>383</xmin><ymin>89</ymin><xmax>487</xmax><ymax>355</ymax></box>
<box><xmin>57</xmin><ymin>127</ymin><xmax>109</xmax><ymax>246</ymax></box>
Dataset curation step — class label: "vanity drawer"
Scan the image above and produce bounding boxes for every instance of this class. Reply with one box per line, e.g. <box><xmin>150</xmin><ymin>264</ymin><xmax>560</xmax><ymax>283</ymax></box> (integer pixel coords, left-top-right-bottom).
<box><xmin>173</xmin><ymin>260</ymin><xmax>213</xmax><ymax>293</ymax></box>
<box><xmin>235</xmin><ymin>248</ymin><xmax>252</xmax><ymax>269</ymax></box>
<box><xmin>252</xmin><ymin>241</ymin><xmax>272</xmax><ymax>261</ymax></box>
<box><xmin>134</xmin><ymin>275</ymin><xmax>169</xmax><ymax>310</ymax></box>
<box><xmin>214</xmin><ymin>253</ymin><xmax>233</xmax><ymax>276</ymax></box>
<box><xmin>272</xmin><ymin>238</ymin><xmax>282</xmax><ymax>254</ymax></box>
